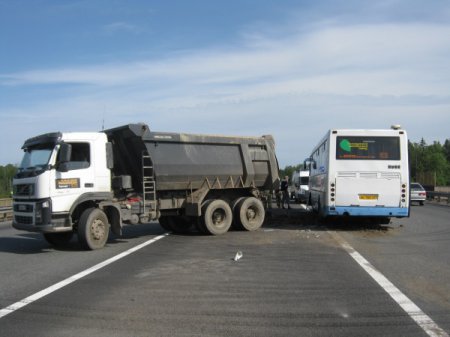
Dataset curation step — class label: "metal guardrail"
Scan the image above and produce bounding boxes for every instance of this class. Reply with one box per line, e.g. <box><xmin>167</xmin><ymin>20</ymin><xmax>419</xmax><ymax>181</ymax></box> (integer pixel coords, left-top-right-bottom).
<box><xmin>427</xmin><ymin>191</ymin><xmax>450</xmax><ymax>204</ymax></box>
<box><xmin>0</xmin><ymin>207</ymin><xmax>13</xmax><ymax>222</ymax></box>
<box><xmin>0</xmin><ymin>198</ymin><xmax>12</xmax><ymax>207</ymax></box>
<box><xmin>0</xmin><ymin>199</ymin><xmax>13</xmax><ymax>222</ymax></box>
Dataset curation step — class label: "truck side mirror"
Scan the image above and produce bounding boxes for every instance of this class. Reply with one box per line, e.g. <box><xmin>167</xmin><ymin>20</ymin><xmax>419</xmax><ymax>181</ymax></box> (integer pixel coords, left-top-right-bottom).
<box><xmin>57</xmin><ymin>143</ymin><xmax>72</xmax><ymax>172</ymax></box>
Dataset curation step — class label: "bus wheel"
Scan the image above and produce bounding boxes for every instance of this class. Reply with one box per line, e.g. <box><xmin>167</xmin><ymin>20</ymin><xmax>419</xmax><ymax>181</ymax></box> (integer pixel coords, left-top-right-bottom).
<box><xmin>202</xmin><ymin>199</ymin><xmax>232</xmax><ymax>235</ymax></box>
<box><xmin>313</xmin><ymin>198</ymin><xmax>323</xmax><ymax>217</ymax></box>
<box><xmin>43</xmin><ymin>232</ymin><xmax>73</xmax><ymax>247</ymax></box>
<box><xmin>78</xmin><ymin>208</ymin><xmax>110</xmax><ymax>250</ymax></box>
<box><xmin>236</xmin><ymin>197</ymin><xmax>265</xmax><ymax>231</ymax></box>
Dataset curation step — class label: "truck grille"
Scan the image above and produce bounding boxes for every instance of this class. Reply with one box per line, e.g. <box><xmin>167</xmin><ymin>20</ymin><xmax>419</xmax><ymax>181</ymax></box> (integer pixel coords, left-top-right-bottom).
<box><xmin>15</xmin><ymin>215</ymin><xmax>33</xmax><ymax>225</ymax></box>
<box><xmin>14</xmin><ymin>184</ymin><xmax>34</xmax><ymax>197</ymax></box>
<box><xmin>14</xmin><ymin>204</ymin><xmax>34</xmax><ymax>213</ymax></box>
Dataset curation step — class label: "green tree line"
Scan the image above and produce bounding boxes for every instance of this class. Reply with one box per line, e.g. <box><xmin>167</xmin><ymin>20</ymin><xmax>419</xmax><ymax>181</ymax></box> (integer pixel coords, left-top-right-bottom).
<box><xmin>409</xmin><ymin>139</ymin><xmax>450</xmax><ymax>186</ymax></box>
<box><xmin>1</xmin><ymin>138</ymin><xmax>449</xmax><ymax>198</ymax></box>
<box><xmin>279</xmin><ymin>138</ymin><xmax>450</xmax><ymax>187</ymax></box>
<box><xmin>0</xmin><ymin>165</ymin><xmax>16</xmax><ymax>198</ymax></box>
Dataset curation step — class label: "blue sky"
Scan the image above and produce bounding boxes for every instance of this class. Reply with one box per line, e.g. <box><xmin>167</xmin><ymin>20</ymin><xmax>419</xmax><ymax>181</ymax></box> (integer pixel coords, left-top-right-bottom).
<box><xmin>1</xmin><ymin>0</ymin><xmax>449</xmax><ymax>166</ymax></box>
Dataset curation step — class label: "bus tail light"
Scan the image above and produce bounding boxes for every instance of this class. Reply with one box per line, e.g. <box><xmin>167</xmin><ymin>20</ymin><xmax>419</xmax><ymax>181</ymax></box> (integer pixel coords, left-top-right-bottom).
<box><xmin>330</xmin><ymin>182</ymin><xmax>336</xmax><ymax>203</ymax></box>
<box><xmin>401</xmin><ymin>183</ymin><xmax>407</xmax><ymax>203</ymax></box>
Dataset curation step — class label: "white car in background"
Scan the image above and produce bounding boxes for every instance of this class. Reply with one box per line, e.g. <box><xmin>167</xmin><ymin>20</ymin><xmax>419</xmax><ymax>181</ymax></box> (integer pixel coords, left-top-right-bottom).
<box><xmin>410</xmin><ymin>183</ymin><xmax>426</xmax><ymax>206</ymax></box>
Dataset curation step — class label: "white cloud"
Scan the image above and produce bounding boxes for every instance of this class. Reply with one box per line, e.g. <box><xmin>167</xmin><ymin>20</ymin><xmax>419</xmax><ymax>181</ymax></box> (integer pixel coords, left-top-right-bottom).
<box><xmin>1</xmin><ymin>21</ymin><xmax>450</xmax><ymax>166</ymax></box>
<box><xmin>2</xmin><ymin>23</ymin><xmax>449</xmax><ymax>95</ymax></box>
<box><xmin>102</xmin><ymin>21</ymin><xmax>142</xmax><ymax>34</ymax></box>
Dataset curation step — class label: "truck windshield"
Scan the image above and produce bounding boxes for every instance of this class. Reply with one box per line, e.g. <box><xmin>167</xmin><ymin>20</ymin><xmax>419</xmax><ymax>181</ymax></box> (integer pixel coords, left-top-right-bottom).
<box><xmin>336</xmin><ymin>136</ymin><xmax>400</xmax><ymax>160</ymax></box>
<box><xmin>18</xmin><ymin>146</ymin><xmax>54</xmax><ymax>172</ymax></box>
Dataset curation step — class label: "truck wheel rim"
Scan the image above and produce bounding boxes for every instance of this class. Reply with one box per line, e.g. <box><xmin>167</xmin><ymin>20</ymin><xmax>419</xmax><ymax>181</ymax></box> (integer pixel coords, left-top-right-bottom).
<box><xmin>212</xmin><ymin>209</ymin><xmax>226</xmax><ymax>227</ymax></box>
<box><xmin>91</xmin><ymin>219</ymin><xmax>106</xmax><ymax>241</ymax></box>
<box><xmin>246</xmin><ymin>208</ymin><xmax>256</xmax><ymax>221</ymax></box>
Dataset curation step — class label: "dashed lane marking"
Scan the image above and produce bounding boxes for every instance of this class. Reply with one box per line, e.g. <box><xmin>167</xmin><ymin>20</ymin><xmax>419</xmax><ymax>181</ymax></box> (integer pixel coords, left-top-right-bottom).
<box><xmin>0</xmin><ymin>233</ymin><xmax>169</xmax><ymax>319</ymax></box>
<box><xmin>330</xmin><ymin>231</ymin><xmax>449</xmax><ymax>337</ymax></box>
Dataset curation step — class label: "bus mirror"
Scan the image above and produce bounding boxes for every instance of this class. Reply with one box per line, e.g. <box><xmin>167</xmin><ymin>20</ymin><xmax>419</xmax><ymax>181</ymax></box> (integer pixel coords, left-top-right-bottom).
<box><xmin>304</xmin><ymin>158</ymin><xmax>316</xmax><ymax>170</ymax></box>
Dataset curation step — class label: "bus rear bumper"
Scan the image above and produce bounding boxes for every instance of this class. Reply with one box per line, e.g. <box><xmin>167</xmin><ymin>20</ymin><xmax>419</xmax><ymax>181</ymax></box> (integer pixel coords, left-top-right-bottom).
<box><xmin>325</xmin><ymin>206</ymin><xmax>409</xmax><ymax>217</ymax></box>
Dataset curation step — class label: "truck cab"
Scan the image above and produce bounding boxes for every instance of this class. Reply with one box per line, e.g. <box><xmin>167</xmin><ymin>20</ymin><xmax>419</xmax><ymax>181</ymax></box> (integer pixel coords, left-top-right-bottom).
<box><xmin>290</xmin><ymin>170</ymin><xmax>310</xmax><ymax>203</ymax></box>
<box><xmin>13</xmin><ymin>132</ymin><xmax>112</xmax><ymax>244</ymax></box>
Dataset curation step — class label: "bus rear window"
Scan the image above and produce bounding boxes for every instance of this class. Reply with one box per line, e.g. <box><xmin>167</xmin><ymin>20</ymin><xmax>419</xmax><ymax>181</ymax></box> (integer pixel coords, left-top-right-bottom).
<box><xmin>336</xmin><ymin>136</ymin><xmax>400</xmax><ymax>160</ymax></box>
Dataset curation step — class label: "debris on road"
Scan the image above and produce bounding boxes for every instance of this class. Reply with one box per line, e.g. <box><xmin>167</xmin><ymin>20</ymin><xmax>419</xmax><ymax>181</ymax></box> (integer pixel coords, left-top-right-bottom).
<box><xmin>234</xmin><ymin>251</ymin><xmax>243</xmax><ymax>261</ymax></box>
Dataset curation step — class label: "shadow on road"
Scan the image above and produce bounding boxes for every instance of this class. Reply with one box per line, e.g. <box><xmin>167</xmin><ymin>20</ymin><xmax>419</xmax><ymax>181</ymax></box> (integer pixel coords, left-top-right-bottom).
<box><xmin>0</xmin><ymin>222</ymin><xmax>167</xmax><ymax>254</ymax></box>
<box><xmin>266</xmin><ymin>208</ymin><xmax>394</xmax><ymax>233</ymax></box>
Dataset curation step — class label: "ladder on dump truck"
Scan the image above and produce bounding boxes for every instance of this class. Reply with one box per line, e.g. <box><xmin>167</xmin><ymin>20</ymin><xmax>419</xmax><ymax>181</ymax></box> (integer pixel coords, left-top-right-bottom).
<box><xmin>142</xmin><ymin>151</ymin><xmax>156</xmax><ymax>214</ymax></box>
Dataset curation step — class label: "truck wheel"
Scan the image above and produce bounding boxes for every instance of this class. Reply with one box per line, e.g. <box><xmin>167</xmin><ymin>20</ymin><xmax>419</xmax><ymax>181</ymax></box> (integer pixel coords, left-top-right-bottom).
<box><xmin>236</xmin><ymin>197</ymin><xmax>265</xmax><ymax>231</ymax></box>
<box><xmin>202</xmin><ymin>199</ymin><xmax>232</xmax><ymax>235</ymax></box>
<box><xmin>170</xmin><ymin>216</ymin><xmax>193</xmax><ymax>234</ymax></box>
<box><xmin>158</xmin><ymin>216</ymin><xmax>172</xmax><ymax>231</ymax></box>
<box><xmin>194</xmin><ymin>217</ymin><xmax>208</xmax><ymax>235</ymax></box>
<box><xmin>43</xmin><ymin>232</ymin><xmax>73</xmax><ymax>247</ymax></box>
<box><xmin>231</xmin><ymin>197</ymin><xmax>246</xmax><ymax>229</ymax></box>
<box><xmin>78</xmin><ymin>208</ymin><xmax>110</xmax><ymax>250</ymax></box>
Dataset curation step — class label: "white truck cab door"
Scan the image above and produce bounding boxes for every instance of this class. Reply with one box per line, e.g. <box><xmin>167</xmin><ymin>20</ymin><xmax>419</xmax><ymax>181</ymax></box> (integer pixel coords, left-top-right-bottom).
<box><xmin>51</xmin><ymin>142</ymin><xmax>96</xmax><ymax>212</ymax></box>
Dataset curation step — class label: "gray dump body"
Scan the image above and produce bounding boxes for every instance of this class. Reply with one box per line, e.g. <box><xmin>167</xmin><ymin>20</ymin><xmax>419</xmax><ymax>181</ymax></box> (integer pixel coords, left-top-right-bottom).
<box><xmin>105</xmin><ymin>124</ymin><xmax>279</xmax><ymax>194</ymax></box>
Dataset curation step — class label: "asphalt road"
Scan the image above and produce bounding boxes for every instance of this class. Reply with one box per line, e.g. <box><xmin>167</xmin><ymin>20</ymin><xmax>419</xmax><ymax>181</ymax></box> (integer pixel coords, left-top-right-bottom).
<box><xmin>0</xmin><ymin>203</ymin><xmax>448</xmax><ymax>336</ymax></box>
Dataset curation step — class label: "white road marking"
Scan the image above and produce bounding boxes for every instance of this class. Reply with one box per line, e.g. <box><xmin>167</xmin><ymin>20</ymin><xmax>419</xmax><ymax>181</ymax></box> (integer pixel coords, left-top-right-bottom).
<box><xmin>330</xmin><ymin>231</ymin><xmax>449</xmax><ymax>337</ymax></box>
<box><xmin>0</xmin><ymin>233</ymin><xmax>169</xmax><ymax>319</ymax></box>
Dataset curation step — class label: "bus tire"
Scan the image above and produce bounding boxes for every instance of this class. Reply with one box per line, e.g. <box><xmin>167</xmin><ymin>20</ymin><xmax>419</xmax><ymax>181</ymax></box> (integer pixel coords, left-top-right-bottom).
<box><xmin>202</xmin><ymin>199</ymin><xmax>232</xmax><ymax>235</ymax></box>
<box><xmin>317</xmin><ymin>199</ymin><xmax>325</xmax><ymax>218</ymax></box>
<box><xmin>78</xmin><ymin>208</ymin><xmax>110</xmax><ymax>250</ymax></box>
<box><xmin>236</xmin><ymin>197</ymin><xmax>265</xmax><ymax>231</ymax></box>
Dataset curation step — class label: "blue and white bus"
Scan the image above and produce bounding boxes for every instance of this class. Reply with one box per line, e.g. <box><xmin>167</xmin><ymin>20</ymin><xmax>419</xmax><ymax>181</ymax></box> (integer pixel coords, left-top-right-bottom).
<box><xmin>305</xmin><ymin>126</ymin><xmax>409</xmax><ymax>221</ymax></box>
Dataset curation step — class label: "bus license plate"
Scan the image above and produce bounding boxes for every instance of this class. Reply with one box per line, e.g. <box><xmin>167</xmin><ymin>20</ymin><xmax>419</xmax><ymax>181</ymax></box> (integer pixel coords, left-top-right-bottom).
<box><xmin>359</xmin><ymin>194</ymin><xmax>378</xmax><ymax>200</ymax></box>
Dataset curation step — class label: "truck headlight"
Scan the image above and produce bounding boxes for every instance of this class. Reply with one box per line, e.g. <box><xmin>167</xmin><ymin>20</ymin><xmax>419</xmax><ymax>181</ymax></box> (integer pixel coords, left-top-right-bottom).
<box><xmin>35</xmin><ymin>204</ymin><xmax>42</xmax><ymax>223</ymax></box>
<box><xmin>35</xmin><ymin>199</ymin><xmax>52</xmax><ymax>225</ymax></box>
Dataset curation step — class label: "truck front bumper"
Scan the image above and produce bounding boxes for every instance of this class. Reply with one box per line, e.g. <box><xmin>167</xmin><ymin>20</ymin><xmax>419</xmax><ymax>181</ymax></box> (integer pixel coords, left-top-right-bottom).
<box><xmin>13</xmin><ymin>213</ymin><xmax>72</xmax><ymax>233</ymax></box>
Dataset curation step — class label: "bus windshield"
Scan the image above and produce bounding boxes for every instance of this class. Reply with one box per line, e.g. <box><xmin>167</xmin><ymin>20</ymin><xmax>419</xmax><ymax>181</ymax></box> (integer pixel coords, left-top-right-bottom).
<box><xmin>336</xmin><ymin>136</ymin><xmax>400</xmax><ymax>160</ymax></box>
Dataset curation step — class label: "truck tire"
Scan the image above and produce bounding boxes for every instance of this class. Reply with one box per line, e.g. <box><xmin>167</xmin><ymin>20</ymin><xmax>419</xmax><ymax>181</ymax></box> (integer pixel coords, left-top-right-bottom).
<box><xmin>158</xmin><ymin>216</ymin><xmax>172</xmax><ymax>231</ymax></box>
<box><xmin>78</xmin><ymin>208</ymin><xmax>110</xmax><ymax>250</ymax></box>
<box><xmin>169</xmin><ymin>216</ymin><xmax>193</xmax><ymax>234</ymax></box>
<box><xmin>43</xmin><ymin>232</ymin><xmax>73</xmax><ymax>247</ymax></box>
<box><xmin>194</xmin><ymin>217</ymin><xmax>208</xmax><ymax>235</ymax></box>
<box><xmin>235</xmin><ymin>197</ymin><xmax>265</xmax><ymax>231</ymax></box>
<box><xmin>230</xmin><ymin>197</ymin><xmax>246</xmax><ymax>229</ymax></box>
<box><xmin>202</xmin><ymin>199</ymin><xmax>232</xmax><ymax>235</ymax></box>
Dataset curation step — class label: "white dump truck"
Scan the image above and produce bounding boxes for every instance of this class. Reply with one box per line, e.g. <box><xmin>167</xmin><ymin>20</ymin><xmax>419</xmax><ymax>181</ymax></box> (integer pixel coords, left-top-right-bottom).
<box><xmin>12</xmin><ymin>123</ymin><xmax>279</xmax><ymax>249</ymax></box>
